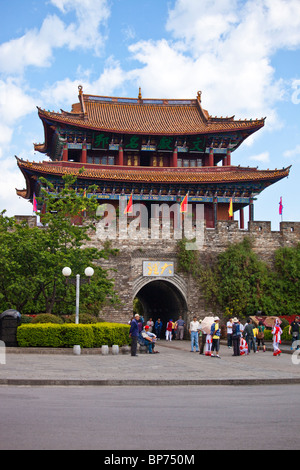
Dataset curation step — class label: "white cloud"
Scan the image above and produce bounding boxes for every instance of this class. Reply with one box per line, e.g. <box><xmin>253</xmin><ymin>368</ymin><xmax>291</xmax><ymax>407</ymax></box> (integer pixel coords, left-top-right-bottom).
<box><xmin>40</xmin><ymin>57</ymin><xmax>125</xmax><ymax>109</ymax></box>
<box><xmin>283</xmin><ymin>145</ymin><xmax>300</xmax><ymax>161</ymax></box>
<box><xmin>249</xmin><ymin>152</ymin><xmax>270</xmax><ymax>163</ymax></box>
<box><xmin>0</xmin><ymin>79</ymin><xmax>36</xmax><ymax>160</ymax></box>
<box><xmin>0</xmin><ymin>157</ymin><xmax>32</xmax><ymax>216</ymax></box>
<box><xmin>127</xmin><ymin>0</ymin><xmax>300</xmax><ymax>128</ymax></box>
<box><xmin>0</xmin><ymin>79</ymin><xmax>35</xmax><ymax>124</ymax></box>
<box><xmin>0</xmin><ymin>0</ymin><xmax>110</xmax><ymax>75</ymax></box>
<box><xmin>49</xmin><ymin>0</ymin><xmax>110</xmax><ymax>54</ymax></box>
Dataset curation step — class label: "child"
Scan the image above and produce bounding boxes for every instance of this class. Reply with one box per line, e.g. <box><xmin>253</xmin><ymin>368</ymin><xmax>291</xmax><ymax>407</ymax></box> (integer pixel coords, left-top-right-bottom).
<box><xmin>205</xmin><ymin>334</ymin><xmax>212</xmax><ymax>356</ymax></box>
<box><xmin>240</xmin><ymin>336</ymin><xmax>248</xmax><ymax>356</ymax></box>
<box><xmin>165</xmin><ymin>319</ymin><xmax>173</xmax><ymax>341</ymax></box>
<box><xmin>272</xmin><ymin>320</ymin><xmax>283</xmax><ymax>356</ymax></box>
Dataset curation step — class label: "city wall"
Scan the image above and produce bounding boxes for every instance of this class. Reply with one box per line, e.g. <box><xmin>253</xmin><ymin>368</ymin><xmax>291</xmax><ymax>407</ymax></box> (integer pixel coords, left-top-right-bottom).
<box><xmin>85</xmin><ymin>220</ymin><xmax>300</xmax><ymax>324</ymax></box>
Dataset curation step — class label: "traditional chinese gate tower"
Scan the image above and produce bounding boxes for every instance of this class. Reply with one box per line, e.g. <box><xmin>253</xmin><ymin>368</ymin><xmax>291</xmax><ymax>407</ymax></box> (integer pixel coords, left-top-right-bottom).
<box><xmin>15</xmin><ymin>87</ymin><xmax>294</xmax><ymax>327</ymax></box>
<box><xmin>16</xmin><ymin>86</ymin><xmax>290</xmax><ymax>229</ymax></box>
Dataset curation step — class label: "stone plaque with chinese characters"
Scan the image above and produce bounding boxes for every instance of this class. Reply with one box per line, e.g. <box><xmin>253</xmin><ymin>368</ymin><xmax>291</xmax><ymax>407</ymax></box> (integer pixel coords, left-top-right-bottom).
<box><xmin>143</xmin><ymin>261</ymin><xmax>174</xmax><ymax>277</ymax></box>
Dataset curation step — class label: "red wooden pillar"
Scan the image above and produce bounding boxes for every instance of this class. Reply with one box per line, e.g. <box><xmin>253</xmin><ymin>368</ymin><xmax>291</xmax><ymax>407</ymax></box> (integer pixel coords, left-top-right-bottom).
<box><xmin>209</xmin><ymin>147</ymin><xmax>214</xmax><ymax>166</ymax></box>
<box><xmin>239</xmin><ymin>208</ymin><xmax>244</xmax><ymax>229</ymax></box>
<box><xmin>81</xmin><ymin>140</ymin><xmax>87</xmax><ymax>163</ymax></box>
<box><xmin>226</xmin><ymin>148</ymin><xmax>231</xmax><ymax>166</ymax></box>
<box><xmin>172</xmin><ymin>146</ymin><xmax>178</xmax><ymax>167</ymax></box>
<box><xmin>118</xmin><ymin>143</ymin><xmax>124</xmax><ymax>166</ymax></box>
<box><xmin>249</xmin><ymin>198</ymin><xmax>254</xmax><ymax>221</ymax></box>
<box><xmin>62</xmin><ymin>142</ymin><xmax>68</xmax><ymax>162</ymax></box>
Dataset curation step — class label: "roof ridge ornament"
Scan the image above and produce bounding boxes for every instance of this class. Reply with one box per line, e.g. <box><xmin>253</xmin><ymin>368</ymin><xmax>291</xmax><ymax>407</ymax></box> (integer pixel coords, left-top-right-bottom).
<box><xmin>138</xmin><ymin>87</ymin><xmax>142</xmax><ymax>100</ymax></box>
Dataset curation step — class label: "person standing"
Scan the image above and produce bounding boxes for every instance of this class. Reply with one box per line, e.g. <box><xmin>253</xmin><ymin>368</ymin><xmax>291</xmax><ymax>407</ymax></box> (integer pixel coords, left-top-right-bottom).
<box><xmin>272</xmin><ymin>320</ymin><xmax>283</xmax><ymax>356</ymax></box>
<box><xmin>210</xmin><ymin>316</ymin><xmax>221</xmax><ymax>358</ymax></box>
<box><xmin>154</xmin><ymin>318</ymin><xmax>162</xmax><ymax>340</ymax></box>
<box><xmin>289</xmin><ymin>317</ymin><xmax>300</xmax><ymax>350</ymax></box>
<box><xmin>189</xmin><ymin>316</ymin><xmax>200</xmax><ymax>352</ymax></box>
<box><xmin>199</xmin><ymin>321</ymin><xmax>207</xmax><ymax>355</ymax></box>
<box><xmin>176</xmin><ymin>316</ymin><xmax>185</xmax><ymax>340</ymax></box>
<box><xmin>166</xmin><ymin>319</ymin><xmax>173</xmax><ymax>341</ymax></box>
<box><xmin>129</xmin><ymin>313</ymin><xmax>140</xmax><ymax>357</ymax></box>
<box><xmin>243</xmin><ymin>318</ymin><xmax>256</xmax><ymax>353</ymax></box>
<box><xmin>146</xmin><ymin>317</ymin><xmax>154</xmax><ymax>333</ymax></box>
<box><xmin>257</xmin><ymin>320</ymin><xmax>266</xmax><ymax>352</ymax></box>
<box><xmin>226</xmin><ymin>318</ymin><xmax>233</xmax><ymax>349</ymax></box>
<box><xmin>232</xmin><ymin>317</ymin><xmax>241</xmax><ymax>356</ymax></box>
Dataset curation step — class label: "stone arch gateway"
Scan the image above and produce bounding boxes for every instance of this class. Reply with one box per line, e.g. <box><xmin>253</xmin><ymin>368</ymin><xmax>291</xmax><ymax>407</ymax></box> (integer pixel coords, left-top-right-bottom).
<box><xmin>133</xmin><ymin>275</ymin><xmax>188</xmax><ymax>335</ymax></box>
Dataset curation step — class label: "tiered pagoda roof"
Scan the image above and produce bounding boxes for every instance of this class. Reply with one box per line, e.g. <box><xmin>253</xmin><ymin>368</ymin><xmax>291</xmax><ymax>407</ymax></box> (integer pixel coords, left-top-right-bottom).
<box><xmin>16</xmin><ymin>157</ymin><xmax>291</xmax><ymax>200</ymax></box>
<box><xmin>35</xmin><ymin>88</ymin><xmax>265</xmax><ymax>154</ymax></box>
<box><xmin>15</xmin><ymin>87</ymin><xmax>291</xmax><ymax>229</ymax></box>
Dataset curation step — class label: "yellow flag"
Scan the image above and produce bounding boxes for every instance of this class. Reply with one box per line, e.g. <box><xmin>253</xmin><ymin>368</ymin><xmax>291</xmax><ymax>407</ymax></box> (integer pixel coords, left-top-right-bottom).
<box><xmin>228</xmin><ymin>198</ymin><xmax>233</xmax><ymax>217</ymax></box>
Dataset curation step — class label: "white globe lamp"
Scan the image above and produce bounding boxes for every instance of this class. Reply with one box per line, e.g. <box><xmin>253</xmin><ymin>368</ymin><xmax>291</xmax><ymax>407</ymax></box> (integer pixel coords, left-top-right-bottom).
<box><xmin>84</xmin><ymin>267</ymin><xmax>94</xmax><ymax>277</ymax></box>
<box><xmin>62</xmin><ymin>267</ymin><xmax>72</xmax><ymax>277</ymax></box>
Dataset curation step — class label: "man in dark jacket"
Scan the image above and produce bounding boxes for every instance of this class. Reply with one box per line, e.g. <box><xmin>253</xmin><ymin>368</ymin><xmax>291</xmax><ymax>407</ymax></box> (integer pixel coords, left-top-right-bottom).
<box><xmin>129</xmin><ymin>314</ymin><xmax>140</xmax><ymax>356</ymax></box>
<box><xmin>289</xmin><ymin>317</ymin><xmax>300</xmax><ymax>350</ymax></box>
<box><xmin>232</xmin><ymin>317</ymin><xmax>241</xmax><ymax>356</ymax></box>
<box><xmin>243</xmin><ymin>318</ymin><xmax>256</xmax><ymax>353</ymax></box>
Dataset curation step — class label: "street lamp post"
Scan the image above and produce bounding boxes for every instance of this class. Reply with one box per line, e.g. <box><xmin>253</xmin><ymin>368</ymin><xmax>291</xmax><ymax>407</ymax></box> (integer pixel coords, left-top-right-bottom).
<box><xmin>62</xmin><ymin>266</ymin><xmax>94</xmax><ymax>324</ymax></box>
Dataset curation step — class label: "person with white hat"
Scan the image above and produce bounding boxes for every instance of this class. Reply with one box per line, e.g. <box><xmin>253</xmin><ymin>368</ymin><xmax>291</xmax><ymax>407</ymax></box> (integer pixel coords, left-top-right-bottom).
<box><xmin>232</xmin><ymin>317</ymin><xmax>241</xmax><ymax>356</ymax></box>
<box><xmin>210</xmin><ymin>316</ymin><xmax>221</xmax><ymax>358</ymax></box>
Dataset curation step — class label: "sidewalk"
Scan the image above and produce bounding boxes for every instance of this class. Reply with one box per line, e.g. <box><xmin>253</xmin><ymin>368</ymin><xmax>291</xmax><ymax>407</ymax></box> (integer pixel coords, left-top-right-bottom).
<box><xmin>1</xmin><ymin>340</ymin><xmax>300</xmax><ymax>386</ymax></box>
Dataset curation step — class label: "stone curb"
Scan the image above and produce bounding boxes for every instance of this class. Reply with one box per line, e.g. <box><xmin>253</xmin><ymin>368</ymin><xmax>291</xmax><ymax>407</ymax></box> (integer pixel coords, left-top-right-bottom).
<box><xmin>1</xmin><ymin>378</ymin><xmax>300</xmax><ymax>387</ymax></box>
<box><xmin>4</xmin><ymin>343</ymin><xmax>295</xmax><ymax>355</ymax></box>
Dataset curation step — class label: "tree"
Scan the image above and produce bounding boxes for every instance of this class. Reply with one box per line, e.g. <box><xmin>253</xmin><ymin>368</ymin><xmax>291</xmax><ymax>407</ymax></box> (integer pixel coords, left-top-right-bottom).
<box><xmin>177</xmin><ymin>237</ymin><xmax>300</xmax><ymax>318</ymax></box>
<box><xmin>0</xmin><ymin>176</ymin><xmax>119</xmax><ymax>316</ymax></box>
<box><xmin>272</xmin><ymin>244</ymin><xmax>300</xmax><ymax>315</ymax></box>
<box><xmin>214</xmin><ymin>238</ymin><xmax>273</xmax><ymax>317</ymax></box>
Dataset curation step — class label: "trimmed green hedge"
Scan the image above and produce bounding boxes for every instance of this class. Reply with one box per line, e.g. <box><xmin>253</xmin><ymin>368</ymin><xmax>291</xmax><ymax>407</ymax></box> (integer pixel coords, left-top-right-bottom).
<box><xmin>17</xmin><ymin>322</ymin><xmax>130</xmax><ymax>348</ymax></box>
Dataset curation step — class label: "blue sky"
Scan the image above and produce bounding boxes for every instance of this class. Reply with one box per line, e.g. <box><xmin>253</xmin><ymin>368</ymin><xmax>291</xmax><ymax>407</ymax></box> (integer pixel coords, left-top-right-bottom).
<box><xmin>0</xmin><ymin>0</ymin><xmax>299</xmax><ymax>230</ymax></box>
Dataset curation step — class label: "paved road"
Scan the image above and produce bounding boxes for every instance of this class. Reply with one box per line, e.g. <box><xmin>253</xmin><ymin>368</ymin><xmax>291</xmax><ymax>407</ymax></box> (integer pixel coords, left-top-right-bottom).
<box><xmin>1</xmin><ymin>384</ymin><xmax>300</xmax><ymax>450</ymax></box>
<box><xmin>1</xmin><ymin>341</ymin><xmax>300</xmax><ymax>385</ymax></box>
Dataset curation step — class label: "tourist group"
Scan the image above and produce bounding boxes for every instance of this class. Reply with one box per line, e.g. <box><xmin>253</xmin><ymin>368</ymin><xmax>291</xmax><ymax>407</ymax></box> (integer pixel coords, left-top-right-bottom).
<box><xmin>129</xmin><ymin>314</ymin><xmax>299</xmax><ymax>358</ymax></box>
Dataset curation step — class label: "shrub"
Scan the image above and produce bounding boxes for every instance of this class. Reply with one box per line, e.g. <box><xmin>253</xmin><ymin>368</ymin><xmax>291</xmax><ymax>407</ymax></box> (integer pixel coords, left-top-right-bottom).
<box><xmin>17</xmin><ymin>322</ymin><xmax>130</xmax><ymax>348</ymax></box>
<box><xmin>17</xmin><ymin>324</ymin><xmax>64</xmax><ymax>347</ymax></box>
<box><xmin>92</xmin><ymin>323</ymin><xmax>130</xmax><ymax>347</ymax></box>
<box><xmin>263</xmin><ymin>329</ymin><xmax>272</xmax><ymax>341</ymax></box>
<box><xmin>64</xmin><ymin>314</ymin><xmax>98</xmax><ymax>324</ymax></box>
<box><xmin>21</xmin><ymin>315</ymin><xmax>34</xmax><ymax>324</ymax></box>
<box><xmin>281</xmin><ymin>325</ymin><xmax>292</xmax><ymax>342</ymax></box>
<box><xmin>61</xmin><ymin>324</ymin><xmax>94</xmax><ymax>348</ymax></box>
<box><xmin>31</xmin><ymin>314</ymin><xmax>64</xmax><ymax>324</ymax></box>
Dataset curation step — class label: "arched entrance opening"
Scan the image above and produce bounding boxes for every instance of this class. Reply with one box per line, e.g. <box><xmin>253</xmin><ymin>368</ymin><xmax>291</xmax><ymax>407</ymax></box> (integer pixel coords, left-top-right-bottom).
<box><xmin>134</xmin><ymin>279</ymin><xmax>188</xmax><ymax>337</ymax></box>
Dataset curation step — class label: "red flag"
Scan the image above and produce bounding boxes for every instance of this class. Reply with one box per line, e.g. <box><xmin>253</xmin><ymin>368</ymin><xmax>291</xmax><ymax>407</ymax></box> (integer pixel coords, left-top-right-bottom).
<box><xmin>33</xmin><ymin>193</ymin><xmax>37</xmax><ymax>212</ymax></box>
<box><xmin>180</xmin><ymin>193</ymin><xmax>188</xmax><ymax>213</ymax></box>
<box><xmin>279</xmin><ymin>197</ymin><xmax>283</xmax><ymax>215</ymax></box>
<box><xmin>124</xmin><ymin>194</ymin><xmax>133</xmax><ymax>214</ymax></box>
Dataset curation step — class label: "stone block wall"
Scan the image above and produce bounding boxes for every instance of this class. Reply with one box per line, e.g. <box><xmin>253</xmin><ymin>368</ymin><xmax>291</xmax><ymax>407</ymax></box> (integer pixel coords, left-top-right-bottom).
<box><xmin>87</xmin><ymin>220</ymin><xmax>300</xmax><ymax>324</ymax></box>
